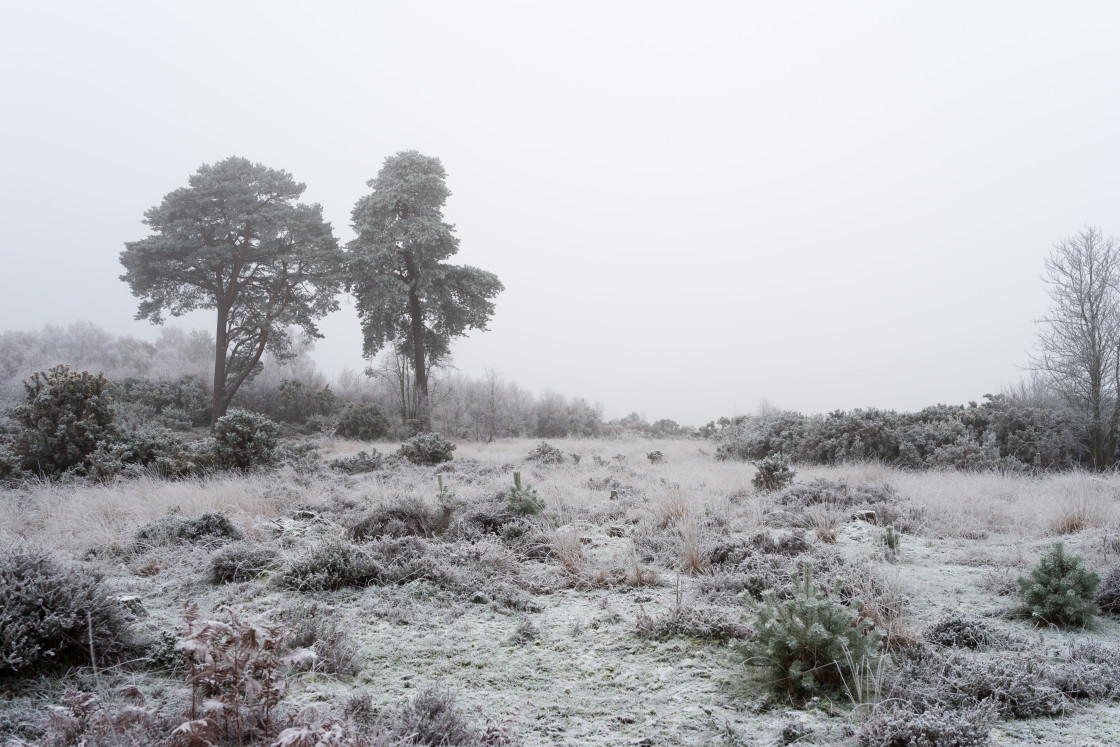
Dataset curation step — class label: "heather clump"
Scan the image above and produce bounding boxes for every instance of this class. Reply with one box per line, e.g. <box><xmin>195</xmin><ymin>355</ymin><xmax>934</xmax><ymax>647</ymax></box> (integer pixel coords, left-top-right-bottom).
<box><xmin>0</xmin><ymin>547</ymin><xmax>135</xmax><ymax>676</ymax></box>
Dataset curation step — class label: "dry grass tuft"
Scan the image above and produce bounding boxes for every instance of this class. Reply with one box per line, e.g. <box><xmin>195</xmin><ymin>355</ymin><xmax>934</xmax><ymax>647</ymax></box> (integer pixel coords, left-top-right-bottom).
<box><xmin>653</xmin><ymin>485</ymin><xmax>691</xmax><ymax>528</ymax></box>
<box><xmin>1049</xmin><ymin>493</ymin><xmax>1112</xmax><ymax>535</ymax></box>
<box><xmin>678</xmin><ymin>520</ymin><xmax>712</xmax><ymax>575</ymax></box>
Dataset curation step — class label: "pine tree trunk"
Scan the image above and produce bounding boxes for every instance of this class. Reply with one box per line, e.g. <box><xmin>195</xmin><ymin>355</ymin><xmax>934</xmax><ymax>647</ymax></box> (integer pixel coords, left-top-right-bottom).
<box><xmin>211</xmin><ymin>305</ymin><xmax>230</xmax><ymax>430</ymax></box>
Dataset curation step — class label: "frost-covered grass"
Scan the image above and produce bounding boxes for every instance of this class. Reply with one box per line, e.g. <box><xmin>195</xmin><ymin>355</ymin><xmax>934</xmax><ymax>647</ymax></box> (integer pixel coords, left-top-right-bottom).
<box><xmin>4</xmin><ymin>438</ymin><xmax>1120</xmax><ymax>745</ymax></box>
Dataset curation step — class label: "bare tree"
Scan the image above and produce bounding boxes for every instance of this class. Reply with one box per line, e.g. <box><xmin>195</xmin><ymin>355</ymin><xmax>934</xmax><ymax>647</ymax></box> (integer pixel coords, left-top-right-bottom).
<box><xmin>1032</xmin><ymin>226</ymin><xmax>1120</xmax><ymax>469</ymax></box>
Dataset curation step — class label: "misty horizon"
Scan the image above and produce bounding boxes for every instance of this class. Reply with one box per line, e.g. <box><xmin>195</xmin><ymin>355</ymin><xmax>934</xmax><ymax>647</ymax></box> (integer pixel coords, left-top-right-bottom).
<box><xmin>4</xmin><ymin>2</ymin><xmax>1118</xmax><ymax>424</ymax></box>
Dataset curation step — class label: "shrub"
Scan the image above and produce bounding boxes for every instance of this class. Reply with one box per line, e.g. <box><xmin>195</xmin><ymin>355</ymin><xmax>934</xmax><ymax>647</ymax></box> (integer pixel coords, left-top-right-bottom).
<box><xmin>889</xmin><ymin>646</ymin><xmax>1066</xmax><ymax>719</ymax></box>
<box><xmin>279</xmin><ymin>601</ymin><xmax>359</xmax><ymax>675</ymax></box>
<box><xmin>397</xmin><ymin>432</ymin><xmax>456</xmax><ymax>465</ymax></box>
<box><xmin>335</xmin><ymin>402</ymin><xmax>391</xmax><ymax>441</ymax></box>
<box><xmin>635</xmin><ymin>603</ymin><xmax>752</xmax><ymax>641</ymax></box>
<box><xmin>210</xmin><ymin>542</ymin><xmax>279</xmax><ymax>584</ymax></box>
<box><xmin>746</xmin><ymin>561</ymin><xmax>882</xmax><ymax>697</ymax></box>
<box><xmin>329</xmin><ymin>449</ymin><xmax>384</xmax><ymax>474</ymax></box>
<box><xmin>281</xmin><ymin>539</ymin><xmax>381</xmax><ymax>591</ymax></box>
<box><xmin>0</xmin><ymin>547</ymin><xmax>134</xmax><ymax>676</ymax></box>
<box><xmin>925</xmin><ymin>615</ymin><xmax>1014</xmax><ymax>649</ymax></box>
<box><xmin>859</xmin><ymin>701</ymin><xmax>998</xmax><ymax>747</ymax></box>
<box><xmin>86</xmin><ymin>426</ymin><xmax>197</xmax><ymax>480</ymax></box>
<box><xmin>275</xmin><ymin>438</ymin><xmax>321</xmax><ymax>474</ymax></box>
<box><xmin>350</xmin><ymin>496</ymin><xmax>444</xmax><ymax>540</ymax></box>
<box><xmin>525</xmin><ymin>441</ymin><xmax>565</xmax><ymax>464</ymax></box>
<box><xmin>133</xmin><ymin>511</ymin><xmax>244</xmax><ymax>550</ymax></box>
<box><xmin>1017</xmin><ymin>542</ymin><xmax>1100</xmax><ymax>627</ymax></box>
<box><xmin>10</xmin><ymin>365</ymin><xmax>118</xmax><ymax>476</ymax></box>
<box><xmin>390</xmin><ymin>686</ymin><xmax>480</xmax><ymax>746</ymax></box>
<box><xmin>1096</xmin><ymin>564</ymin><xmax>1120</xmax><ymax>614</ymax></box>
<box><xmin>647</xmin><ymin>450</ymin><xmax>664</xmax><ymax>464</ymax></box>
<box><xmin>507</xmin><ymin>471</ymin><xmax>545</xmax><ymax>516</ymax></box>
<box><xmin>210</xmin><ymin>409</ymin><xmax>280</xmax><ymax>471</ymax></box>
<box><xmin>752</xmin><ymin>453</ymin><xmax>795</xmax><ymax>493</ymax></box>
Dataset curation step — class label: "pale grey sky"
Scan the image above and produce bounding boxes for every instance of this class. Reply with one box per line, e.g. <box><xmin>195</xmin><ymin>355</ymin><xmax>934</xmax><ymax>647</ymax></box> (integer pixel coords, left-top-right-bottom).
<box><xmin>3</xmin><ymin>1</ymin><xmax>1119</xmax><ymax>425</ymax></box>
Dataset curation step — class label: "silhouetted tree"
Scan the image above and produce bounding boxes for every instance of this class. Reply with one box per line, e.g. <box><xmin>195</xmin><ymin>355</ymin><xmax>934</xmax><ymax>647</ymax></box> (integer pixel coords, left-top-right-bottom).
<box><xmin>1032</xmin><ymin>226</ymin><xmax>1120</xmax><ymax>469</ymax></box>
<box><xmin>347</xmin><ymin>151</ymin><xmax>503</xmax><ymax>432</ymax></box>
<box><xmin>120</xmin><ymin>157</ymin><xmax>342</xmax><ymax>427</ymax></box>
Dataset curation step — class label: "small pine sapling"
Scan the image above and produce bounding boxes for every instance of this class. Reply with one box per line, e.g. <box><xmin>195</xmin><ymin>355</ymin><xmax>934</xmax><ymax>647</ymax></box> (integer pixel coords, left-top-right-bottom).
<box><xmin>1017</xmin><ymin>542</ymin><xmax>1100</xmax><ymax>627</ymax></box>
<box><xmin>507</xmin><ymin>471</ymin><xmax>545</xmax><ymax>516</ymax></box>
<box><xmin>746</xmin><ymin>561</ymin><xmax>882</xmax><ymax>698</ymax></box>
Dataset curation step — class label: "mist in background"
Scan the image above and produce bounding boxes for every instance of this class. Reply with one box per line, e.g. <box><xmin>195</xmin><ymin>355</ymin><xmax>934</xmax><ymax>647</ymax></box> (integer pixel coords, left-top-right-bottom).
<box><xmin>3</xmin><ymin>1</ymin><xmax>1119</xmax><ymax>425</ymax></box>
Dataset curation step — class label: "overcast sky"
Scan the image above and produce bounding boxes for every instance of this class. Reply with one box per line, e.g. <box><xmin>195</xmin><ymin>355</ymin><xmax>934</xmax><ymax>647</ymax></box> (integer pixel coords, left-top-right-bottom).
<box><xmin>3</xmin><ymin>1</ymin><xmax>1119</xmax><ymax>425</ymax></box>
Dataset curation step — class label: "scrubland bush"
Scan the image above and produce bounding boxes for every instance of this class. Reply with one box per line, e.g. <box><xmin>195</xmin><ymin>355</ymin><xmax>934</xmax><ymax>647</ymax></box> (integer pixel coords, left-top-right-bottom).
<box><xmin>1096</xmin><ymin>564</ymin><xmax>1120</xmax><ymax>614</ymax></box>
<box><xmin>9</xmin><ymin>365</ymin><xmax>117</xmax><ymax>476</ymax></box>
<box><xmin>888</xmin><ymin>646</ymin><xmax>1066</xmax><ymax>719</ymax></box>
<box><xmin>751</xmin><ymin>453</ymin><xmax>795</xmax><ymax>493</ymax></box>
<box><xmin>397</xmin><ymin>432</ymin><xmax>456</xmax><ymax>465</ymax></box>
<box><xmin>925</xmin><ymin>615</ymin><xmax>1016</xmax><ymax>650</ymax></box>
<box><xmin>350</xmin><ymin>496</ymin><xmax>445</xmax><ymax>540</ymax></box>
<box><xmin>1017</xmin><ymin>542</ymin><xmax>1099</xmax><ymax>627</ymax></box>
<box><xmin>711</xmin><ymin>397</ymin><xmax>1082</xmax><ymax>471</ymax></box>
<box><xmin>280</xmin><ymin>601</ymin><xmax>359</xmax><ymax>675</ymax></box>
<box><xmin>211</xmin><ymin>409</ymin><xmax>280</xmax><ymax>471</ymax></box>
<box><xmin>85</xmin><ymin>426</ymin><xmax>198</xmax><ymax>480</ymax></box>
<box><xmin>210</xmin><ymin>542</ymin><xmax>279</xmax><ymax>584</ymax></box>
<box><xmin>330</xmin><ymin>449</ymin><xmax>384</xmax><ymax>474</ymax></box>
<box><xmin>133</xmin><ymin>511</ymin><xmax>243</xmax><ymax>550</ymax></box>
<box><xmin>635</xmin><ymin>603</ymin><xmax>752</xmax><ymax>641</ymax></box>
<box><xmin>0</xmin><ymin>547</ymin><xmax>134</xmax><ymax>676</ymax></box>
<box><xmin>390</xmin><ymin>686</ymin><xmax>482</xmax><ymax>746</ymax></box>
<box><xmin>108</xmin><ymin>374</ymin><xmax>209</xmax><ymax>427</ymax></box>
<box><xmin>525</xmin><ymin>441</ymin><xmax>564</xmax><ymax>464</ymax></box>
<box><xmin>746</xmin><ymin>562</ymin><xmax>881</xmax><ymax>697</ymax></box>
<box><xmin>282</xmin><ymin>539</ymin><xmax>381</xmax><ymax>591</ymax></box>
<box><xmin>859</xmin><ymin>700</ymin><xmax>998</xmax><ymax>747</ymax></box>
<box><xmin>335</xmin><ymin>401</ymin><xmax>391</xmax><ymax>440</ymax></box>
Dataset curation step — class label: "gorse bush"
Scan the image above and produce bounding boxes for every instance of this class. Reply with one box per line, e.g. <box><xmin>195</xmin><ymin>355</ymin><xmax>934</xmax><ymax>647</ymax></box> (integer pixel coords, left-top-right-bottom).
<box><xmin>709</xmin><ymin>397</ymin><xmax>1081</xmax><ymax>471</ymax></box>
<box><xmin>335</xmin><ymin>402</ymin><xmax>391</xmax><ymax>441</ymax></box>
<box><xmin>746</xmin><ymin>561</ymin><xmax>881</xmax><ymax>697</ymax></box>
<box><xmin>211</xmin><ymin>409</ymin><xmax>279</xmax><ymax>471</ymax></box>
<box><xmin>10</xmin><ymin>365</ymin><xmax>117</xmax><ymax>477</ymax></box>
<box><xmin>751</xmin><ymin>453</ymin><xmax>795</xmax><ymax>493</ymax></box>
<box><xmin>329</xmin><ymin>449</ymin><xmax>384</xmax><ymax>474</ymax></box>
<box><xmin>1018</xmin><ymin>542</ymin><xmax>1100</xmax><ymax>627</ymax></box>
<box><xmin>0</xmin><ymin>547</ymin><xmax>134</xmax><ymax>676</ymax></box>
<box><xmin>397</xmin><ymin>432</ymin><xmax>456</xmax><ymax>465</ymax></box>
<box><xmin>525</xmin><ymin>441</ymin><xmax>564</xmax><ymax>464</ymax></box>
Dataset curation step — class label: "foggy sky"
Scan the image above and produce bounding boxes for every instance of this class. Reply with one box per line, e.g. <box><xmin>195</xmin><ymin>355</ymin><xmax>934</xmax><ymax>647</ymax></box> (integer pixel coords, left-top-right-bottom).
<box><xmin>3</xmin><ymin>1</ymin><xmax>1119</xmax><ymax>426</ymax></box>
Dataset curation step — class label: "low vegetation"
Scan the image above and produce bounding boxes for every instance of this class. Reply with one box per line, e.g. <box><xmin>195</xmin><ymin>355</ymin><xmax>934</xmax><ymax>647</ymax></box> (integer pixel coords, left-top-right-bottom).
<box><xmin>4</xmin><ymin>430</ymin><xmax>1120</xmax><ymax>744</ymax></box>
